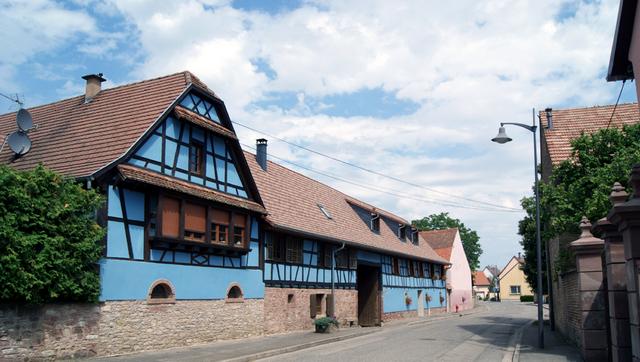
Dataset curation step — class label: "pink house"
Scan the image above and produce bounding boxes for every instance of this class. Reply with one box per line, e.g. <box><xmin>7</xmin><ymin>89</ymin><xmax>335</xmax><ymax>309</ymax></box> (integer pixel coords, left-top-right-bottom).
<box><xmin>420</xmin><ymin>228</ymin><xmax>473</xmax><ymax>312</ymax></box>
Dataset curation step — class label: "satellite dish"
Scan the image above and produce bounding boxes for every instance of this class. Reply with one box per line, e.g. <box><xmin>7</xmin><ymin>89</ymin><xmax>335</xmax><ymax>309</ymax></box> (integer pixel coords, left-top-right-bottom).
<box><xmin>16</xmin><ymin>108</ymin><xmax>33</xmax><ymax>131</ymax></box>
<box><xmin>7</xmin><ymin>131</ymin><xmax>31</xmax><ymax>156</ymax></box>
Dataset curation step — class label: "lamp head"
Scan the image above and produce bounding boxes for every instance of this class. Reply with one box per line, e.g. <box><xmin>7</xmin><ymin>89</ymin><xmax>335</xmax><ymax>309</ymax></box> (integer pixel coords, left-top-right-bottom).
<box><xmin>491</xmin><ymin>126</ymin><xmax>512</xmax><ymax>144</ymax></box>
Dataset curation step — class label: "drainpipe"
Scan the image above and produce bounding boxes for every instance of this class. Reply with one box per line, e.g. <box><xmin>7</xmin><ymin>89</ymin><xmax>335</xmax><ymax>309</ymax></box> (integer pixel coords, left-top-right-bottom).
<box><xmin>330</xmin><ymin>242</ymin><xmax>346</xmax><ymax>318</ymax></box>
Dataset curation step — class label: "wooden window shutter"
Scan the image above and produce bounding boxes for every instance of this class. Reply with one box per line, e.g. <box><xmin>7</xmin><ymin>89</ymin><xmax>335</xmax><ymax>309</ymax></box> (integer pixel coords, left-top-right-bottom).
<box><xmin>184</xmin><ymin>202</ymin><xmax>206</xmax><ymax>233</ymax></box>
<box><xmin>309</xmin><ymin>294</ymin><xmax>318</xmax><ymax>318</ymax></box>
<box><xmin>211</xmin><ymin>209</ymin><xmax>230</xmax><ymax>225</ymax></box>
<box><xmin>233</xmin><ymin>213</ymin><xmax>247</xmax><ymax>227</ymax></box>
<box><xmin>161</xmin><ymin>197</ymin><xmax>180</xmax><ymax>238</ymax></box>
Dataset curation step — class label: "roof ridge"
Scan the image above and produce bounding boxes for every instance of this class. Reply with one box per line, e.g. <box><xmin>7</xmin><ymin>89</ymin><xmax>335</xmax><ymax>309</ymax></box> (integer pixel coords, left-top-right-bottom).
<box><xmin>545</xmin><ymin>102</ymin><xmax>638</xmax><ymax>113</ymax></box>
<box><xmin>244</xmin><ymin>149</ymin><xmax>410</xmax><ymax>224</ymax></box>
<box><xmin>0</xmin><ymin>71</ymin><xmax>192</xmax><ymax>118</ymax></box>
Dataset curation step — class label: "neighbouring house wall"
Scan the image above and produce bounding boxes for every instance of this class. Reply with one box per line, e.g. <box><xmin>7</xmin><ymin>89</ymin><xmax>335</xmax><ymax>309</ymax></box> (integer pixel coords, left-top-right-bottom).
<box><xmin>263</xmin><ymin>287</ymin><xmax>357</xmax><ymax>334</ymax></box>
<box><xmin>0</xmin><ymin>300</ymin><xmax>264</xmax><ymax>359</ymax></box>
<box><xmin>448</xmin><ymin>232</ymin><xmax>473</xmax><ymax>310</ymax></box>
<box><xmin>628</xmin><ymin>2</ymin><xmax>640</xmax><ymax>102</ymax></box>
<box><xmin>499</xmin><ymin>258</ymin><xmax>533</xmax><ymax>301</ymax></box>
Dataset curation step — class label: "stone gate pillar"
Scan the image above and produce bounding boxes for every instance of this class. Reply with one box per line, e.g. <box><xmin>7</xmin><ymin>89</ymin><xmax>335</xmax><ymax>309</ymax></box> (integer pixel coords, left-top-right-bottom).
<box><xmin>594</xmin><ymin>182</ymin><xmax>632</xmax><ymax>361</ymax></box>
<box><xmin>609</xmin><ymin>165</ymin><xmax>640</xmax><ymax>362</ymax></box>
<box><xmin>570</xmin><ymin>217</ymin><xmax>607</xmax><ymax>362</ymax></box>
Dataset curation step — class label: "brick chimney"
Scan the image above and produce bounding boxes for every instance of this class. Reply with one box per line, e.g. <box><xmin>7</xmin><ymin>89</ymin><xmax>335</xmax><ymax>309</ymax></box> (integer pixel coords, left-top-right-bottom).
<box><xmin>81</xmin><ymin>73</ymin><xmax>106</xmax><ymax>103</ymax></box>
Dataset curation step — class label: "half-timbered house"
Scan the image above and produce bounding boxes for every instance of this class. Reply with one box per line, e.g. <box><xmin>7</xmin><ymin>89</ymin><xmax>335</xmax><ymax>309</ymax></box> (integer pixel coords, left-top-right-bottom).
<box><xmin>0</xmin><ymin>71</ymin><xmax>449</xmax><ymax>356</ymax></box>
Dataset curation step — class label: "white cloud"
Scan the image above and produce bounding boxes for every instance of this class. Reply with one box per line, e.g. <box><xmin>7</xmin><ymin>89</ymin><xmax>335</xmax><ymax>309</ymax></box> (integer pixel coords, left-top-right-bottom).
<box><xmin>4</xmin><ymin>0</ymin><xmax>624</xmax><ymax>267</ymax></box>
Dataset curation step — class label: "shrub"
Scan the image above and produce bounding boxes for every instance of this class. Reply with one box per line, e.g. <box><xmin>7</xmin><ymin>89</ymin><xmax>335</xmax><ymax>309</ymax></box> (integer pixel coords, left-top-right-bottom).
<box><xmin>313</xmin><ymin>316</ymin><xmax>339</xmax><ymax>328</ymax></box>
<box><xmin>0</xmin><ymin>165</ymin><xmax>104</xmax><ymax>303</ymax></box>
<box><xmin>520</xmin><ymin>295</ymin><xmax>534</xmax><ymax>302</ymax></box>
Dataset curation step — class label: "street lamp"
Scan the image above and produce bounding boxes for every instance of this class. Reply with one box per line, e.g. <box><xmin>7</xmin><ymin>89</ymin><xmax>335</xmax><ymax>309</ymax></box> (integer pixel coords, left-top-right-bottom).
<box><xmin>492</xmin><ymin>108</ymin><xmax>544</xmax><ymax>349</ymax></box>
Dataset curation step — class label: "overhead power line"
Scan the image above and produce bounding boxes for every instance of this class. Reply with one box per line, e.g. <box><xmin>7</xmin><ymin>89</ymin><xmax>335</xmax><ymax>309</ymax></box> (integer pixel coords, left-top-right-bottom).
<box><xmin>241</xmin><ymin>143</ymin><xmax>523</xmax><ymax>214</ymax></box>
<box><xmin>234</xmin><ymin>120</ymin><xmax>522</xmax><ymax>212</ymax></box>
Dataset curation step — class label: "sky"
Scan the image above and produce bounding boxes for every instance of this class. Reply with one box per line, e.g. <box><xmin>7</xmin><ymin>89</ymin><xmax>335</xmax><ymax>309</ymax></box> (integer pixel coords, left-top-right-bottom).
<box><xmin>0</xmin><ymin>0</ymin><xmax>637</xmax><ymax>269</ymax></box>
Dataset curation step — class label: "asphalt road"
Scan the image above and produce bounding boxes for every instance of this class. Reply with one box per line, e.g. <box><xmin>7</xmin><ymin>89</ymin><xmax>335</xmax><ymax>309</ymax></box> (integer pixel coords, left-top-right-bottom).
<box><xmin>259</xmin><ymin>302</ymin><xmax>537</xmax><ymax>362</ymax></box>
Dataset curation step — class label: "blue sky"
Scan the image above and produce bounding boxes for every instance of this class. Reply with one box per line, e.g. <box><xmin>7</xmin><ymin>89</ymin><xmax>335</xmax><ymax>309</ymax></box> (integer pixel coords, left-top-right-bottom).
<box><xmin>0</xmin><ymin>0</ymin><xmax>634</xmax><ymax>268</ymax></box>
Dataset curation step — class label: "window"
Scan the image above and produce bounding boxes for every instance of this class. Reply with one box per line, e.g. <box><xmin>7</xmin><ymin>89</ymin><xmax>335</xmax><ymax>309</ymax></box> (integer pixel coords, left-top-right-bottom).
<box><xmin>184</xmin><ymin>202</ymin><xmax>206</xmax><ymax>242</ymax></box>
<box><xmin>210</xmin><ymin>209</ymin><xmax>229</xmax><ymax>244</ymax></box>
<box><xmin>321</xmin><ymin>244</ymin><xmax>332</xmax><ymax>268</ymax></box>
<box><xmin>398</xmin><ymin>224</ymin><xmax>406</xmax><ymax>240</ymax></box>
<box><xmin>233</xmin><ymin>214</ymin><xmax>246</xmax><ymax>246</ymax></box>
<box><xmin>370</xmin><ymin>213</ymin><xmax>380</xmax><ymax>233</ymax></box>
<box><xmin>336</xmin><ymin>249</ymin><xmax>348</xmax><ymax>268</ymax></box>
<box><xmin>266</xmin><ymin>234</ymin><xmax>284</xmax><ymax>261</ymax></box>
<box><xmin>317</xmin><ymin>204</ymin><xmax>332</xmax><ymax>219</ymax></box>
<box><xmin>148</xmin><ymin>194</ymin><xmax>158</xmax><ymax>237</ymax></box>
<box><xmin>433</xmin><ymin>264</ymin><xmax>441</xmax><ymax>280</ymax></box>
<box><xmin>417</xmin><ymin>262</ymin><xmax>424</xmax><ymax>278</ymax></box>
<box><xmin>157</xmin><ymin>195</ymin><xmax>245</xmax><ymax>247</ymax></box>
<box><xmin>285</xmin><ymin>237</ymin><xmax>302</xmax><ymax>263</ymax></box>
<box><xmin>411</xmin><ymin>229</ymin><xmax>419</xmax><ymax>245</ymax></box>
<box><xmin>510</xmin><ymin>285</ymin><xmax>521</xmax><ymax>295</ymax></box>
<box><xmin>147</xmin><ymin>280</ymin><xmax>175</xmax><ymax>304</ymax></box>
<box><xmin>189</xmin><ymin>142</ymin><xmax>204</xmax><ymax>176</ymax></box>
<box><xmin>423</xmin><ymin>263</ymin><xmax>431</xmax><ymax>278</ymax></box>
<box><xmin>408</xmin><ymin>260</ymin><xmax>415</xmax><ymax>276</ymax></box>
<box><xmin>310</xmin><ymin>294</ymin><xmax>325</xmax><ymax>318</ymax></box>
<box><xmin>391</xmin><ymin>257</ymin><xmax>400</xmax><ymax>275</ymax></box>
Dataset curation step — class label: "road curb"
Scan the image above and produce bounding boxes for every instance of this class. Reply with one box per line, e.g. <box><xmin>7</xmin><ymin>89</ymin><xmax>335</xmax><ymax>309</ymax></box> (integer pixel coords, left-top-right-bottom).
<box><xmin>221</xmin><ymin>328</ymin><xmax>381</xmax><ymax>362</ymax></box>
<box><xmin>503</xmin><ymin>319</ymin><xmax>534</xmax><ymax>362</ymax></box>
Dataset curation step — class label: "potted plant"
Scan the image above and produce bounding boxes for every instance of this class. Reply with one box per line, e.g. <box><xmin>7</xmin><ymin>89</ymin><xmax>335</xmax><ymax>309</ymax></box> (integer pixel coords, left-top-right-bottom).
<box><xmin>314</xmin><ymin>316</ymin><xmax>339</xmax><ymax>333</ymax></box>
<box><xmin>404</xmin><ymin>293</ymin><xmax>413</xmax><ymax>308</ymax></box>
<box><xmin>439</xmin><ymin>292</ymin><xmax>445</xmax><ymax>305</ymax></box>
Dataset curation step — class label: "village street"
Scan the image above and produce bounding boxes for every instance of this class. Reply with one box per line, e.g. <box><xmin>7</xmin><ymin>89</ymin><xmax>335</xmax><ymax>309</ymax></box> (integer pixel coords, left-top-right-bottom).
<box><xmin>259</xmin><ymin>302</ymin><xmax>536</xmax><ymax>362</ymax></box>
<box><xmin>95</xmin><ymin>301</ymin><xmax>569</xmax><ymax>362</ymax></box>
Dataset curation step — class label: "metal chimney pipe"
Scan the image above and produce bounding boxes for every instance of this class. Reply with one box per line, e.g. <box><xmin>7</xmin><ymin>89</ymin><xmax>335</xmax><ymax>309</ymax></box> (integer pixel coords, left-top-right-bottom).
<box><xmin>256</xmin><ymin>138</ymin><xmax>268</xmax><ymax>171</ymax></box>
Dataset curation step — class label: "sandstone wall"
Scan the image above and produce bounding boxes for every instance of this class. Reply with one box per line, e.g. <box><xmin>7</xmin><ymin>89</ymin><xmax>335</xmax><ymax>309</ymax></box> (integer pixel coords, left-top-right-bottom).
<box><xmin>263</xmin><ymin>287</ymin><xmax>357</xmax><ymax>334</ymax></box>
<box><xmin>0</xmin><ymin>299</ymin><xmax>263</xmax><ymax>360</ymax></box>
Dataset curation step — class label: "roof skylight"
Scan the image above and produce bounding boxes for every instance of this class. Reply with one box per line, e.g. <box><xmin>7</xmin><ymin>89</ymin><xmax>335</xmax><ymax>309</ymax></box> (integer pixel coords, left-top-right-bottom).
<box><xmin>317</xmin><ymin>204</ymin><xmax>333</xmax><ymax>219</ymax></box>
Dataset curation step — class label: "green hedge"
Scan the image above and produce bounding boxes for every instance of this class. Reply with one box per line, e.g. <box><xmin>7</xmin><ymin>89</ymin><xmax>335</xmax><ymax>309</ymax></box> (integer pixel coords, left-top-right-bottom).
<box><xmin>0</xmin><ymin>165</ymin><xmax>104</xmax><ymax>303</ymax></box>
<box><xmin>520</xmin><ymin>295</ymin><xmax>534</xmax><ymax>302</ymax></box>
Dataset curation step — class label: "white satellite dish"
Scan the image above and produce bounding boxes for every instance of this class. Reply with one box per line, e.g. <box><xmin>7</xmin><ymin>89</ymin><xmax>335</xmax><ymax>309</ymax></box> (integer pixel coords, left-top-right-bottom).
<box><xmin>7</xmin><ymin>131</ymin><xmax>31</xmax><ymax>156</ymax></box>
<box><xmin>16</xmin><ymin>108</ymin><xmax>33</xmax><ymax>131</ymax></box>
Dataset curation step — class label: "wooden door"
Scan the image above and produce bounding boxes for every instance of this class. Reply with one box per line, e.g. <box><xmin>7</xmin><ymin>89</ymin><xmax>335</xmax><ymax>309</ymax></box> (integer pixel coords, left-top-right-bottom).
<box><xmin>357</xmin><ymin>265</ymin><xmax>380</xmax><ymax>327</ymax></box>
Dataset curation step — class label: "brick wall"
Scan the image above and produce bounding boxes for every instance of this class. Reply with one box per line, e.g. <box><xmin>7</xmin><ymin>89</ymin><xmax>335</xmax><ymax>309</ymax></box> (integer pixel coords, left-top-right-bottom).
<box><xmin>263</xmin><ymin>287</ymin><xmax>357</xmax><ymax>334</ymax></box>
<box><xmin>554</xmin><ymin>271</ymin><xmax>581</xmax><ymax>348</ymax></box>
<box><xmin>0</xmin><ymin>299</ymin><xmax>263</xmax><ymax>359</ymax></box>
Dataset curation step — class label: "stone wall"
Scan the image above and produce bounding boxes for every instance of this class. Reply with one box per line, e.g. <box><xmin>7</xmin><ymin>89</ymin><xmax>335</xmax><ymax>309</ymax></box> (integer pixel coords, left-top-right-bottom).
<box><xmin>263</xmin><ymin>287</ymin><xmax>357</xmax><ymax>334</ymax></box>
<box><xmin>0</xmin><ymin>299</ymin><xmax>264</xmax><ymax>359</ymax></box>
<box><xmin>382</xmin><ymin>307</ymin><xmax>446</xmax><ymax>322</ymax></box>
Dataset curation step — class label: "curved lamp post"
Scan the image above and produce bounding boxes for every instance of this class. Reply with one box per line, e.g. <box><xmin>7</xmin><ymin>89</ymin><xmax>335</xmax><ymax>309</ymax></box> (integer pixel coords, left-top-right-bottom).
<box><xmin>492</xmin><ymin>109</ymin><xmax>544</xmax><ymax>349</ymax></box>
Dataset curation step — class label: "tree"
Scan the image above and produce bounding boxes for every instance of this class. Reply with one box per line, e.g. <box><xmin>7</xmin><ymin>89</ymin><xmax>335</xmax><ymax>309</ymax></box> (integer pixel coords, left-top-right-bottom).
<box><xmin>0</xmin><ymin>165</ymin><xmax>105</xmax><ymax>303</ymax></box>
<box><xmin>519</xmin><ymin>124</ymin><xmax>640</xmax><ymax>291</ymax></box>
<box><xmin>412</xmin><ymin>212</ymin><xmax>483</xmax><ymax>271</ymax></box>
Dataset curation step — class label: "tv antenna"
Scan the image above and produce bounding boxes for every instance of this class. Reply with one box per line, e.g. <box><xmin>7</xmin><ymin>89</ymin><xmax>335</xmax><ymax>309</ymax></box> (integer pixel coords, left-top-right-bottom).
<box><xmin>0</xmin><ymin>100</ymin><xmax>36</xmax><ymax>157</ymax></box>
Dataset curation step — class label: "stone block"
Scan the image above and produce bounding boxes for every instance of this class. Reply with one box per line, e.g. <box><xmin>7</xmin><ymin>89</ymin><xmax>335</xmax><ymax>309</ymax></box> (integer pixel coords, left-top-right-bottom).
<box><xmin>608</xmin><ymin>290</ymin><xmax>630</xmax><ymax>318</ymax></box>
<box><xmin>626</xmin><ymin>262</ymin><xmax>638</xmax><ymax>292</ymax></box>
<box><xmin>629</xmin><ymin>293</ymin><xmax>639</xmax><ymax>324</ymax></box>
<box><xmin>579</xmin><ymin>271</ymin><xmax>605</xmax><ymax>291</ymax></box>
<box><xmin>607</xmin><ymin>263</ymin><xmax>628</xmax><ymax>290</ymax></box>
<box><xmin>577</xmin><ymin>255</ymin><xmax>605</xmax><ymax>273</ymax></box>
<box><xmin>605</xmin><ymin>242</ymin><xmax>626</xmax><ymax>264</ymax></box>
<box><xmin>612</xmin><ymin>347</ymin><xmax>632</xmax><ymax>362</ymax></box>
<box><xmin>582</xmin><ymin>310</ymin><xmax>606</xmax><ymax>329</ymax></box>
<box><xmin>582</xmin><ymin>329</ymin><xmax>608</xmax><ymax>349</ymax></box>
<box><xmin>610</xmin><ymin>318</ymin><xmax>631</xmax><ymax>347</ymax></box>
<box><xmin>581</xmin><ymin>290</ymin><xmax>605</xmax><ymax>311</ymax></box>
<box><xmin>631</xmin><ymin>326</ymin><xmax>639</xmax><ymax>359</ymax></box>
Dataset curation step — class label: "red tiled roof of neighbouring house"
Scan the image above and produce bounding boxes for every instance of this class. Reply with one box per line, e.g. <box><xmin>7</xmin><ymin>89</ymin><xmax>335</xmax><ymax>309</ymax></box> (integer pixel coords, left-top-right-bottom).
<box><xmin>473</xmin><ymin>271</ymin><xmax>490</xmax><ymax>286</ymax></box>
<box><xmin>419</xmin><ymin>228</ymin><xmax>458</xmax><ymax>261</ymax></box>
<box><xmin>541</xmin><ymin>103</ymin><xmax>640</xmax><ymax>165</ymax></box>
<box><xmin>0</xmin><ymin>71</ymin><xmax>208</xmax><ymax>178</ymax></box>
<box><xmin>245</xmin><ymin>151</ymin><xmax>449</xmax><ymax>264</ymax></box>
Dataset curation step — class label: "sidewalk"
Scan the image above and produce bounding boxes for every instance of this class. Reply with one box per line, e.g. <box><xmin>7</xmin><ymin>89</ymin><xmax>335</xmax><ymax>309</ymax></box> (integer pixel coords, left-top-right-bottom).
<box><xmin>516</xmin><ymin>322</ymin><xmax>582</xmax><ymax>362</ymax></box>
<box><xmin>91</xmin><ymin>306</ymin><xmax>487</xmax><ymax>362</ymax></box>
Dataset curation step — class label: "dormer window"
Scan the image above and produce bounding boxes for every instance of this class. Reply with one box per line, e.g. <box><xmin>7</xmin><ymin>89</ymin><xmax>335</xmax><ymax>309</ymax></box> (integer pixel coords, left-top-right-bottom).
<box><xmin>398</xmin><ymin>224</ymin><xmax>406</xmax><ymax>240</ymax></box>
<box><xmin>189</xmin><ymin>141</ymin><xmax>204</xmax><ymax>176</ymax></box>
<box><xmin>411</xmin><ymin>228</ymin><xmax>419</xmax><ymax>245</ymax></box>
<box><xmin>318</xmin><ymin>204</ymin><xmax>332</xmax><ymax>219</ymax></box>
<box><xmin>370</xmin><ymin>213</ymin><xmax>380</xmax><ymax>233</ymax></box>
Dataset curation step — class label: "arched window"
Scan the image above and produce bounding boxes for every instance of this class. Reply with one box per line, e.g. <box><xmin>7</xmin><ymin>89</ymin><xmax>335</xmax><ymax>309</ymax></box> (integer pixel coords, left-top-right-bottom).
<box><xmin>226</xmin><ymin>283</ymin><xmax>244</xmax><ymax>303</ymax></box>
<box><xmin>147</xmin><ymin>280</ymin><xmax>175</xmax><ymax>304</ymax></box>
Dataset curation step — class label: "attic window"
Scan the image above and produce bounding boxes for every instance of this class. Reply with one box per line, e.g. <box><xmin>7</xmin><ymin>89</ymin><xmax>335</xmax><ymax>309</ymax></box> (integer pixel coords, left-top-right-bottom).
<box><xmin>411</xmin><ymin>228</ymin><xmax>419</xmax><ymax>245</ymax></box>
<box><xmin>318</xmin><ymin>204</ymin><xmax>332</xmax><ymax>219</ymax></box>
<box><xmin>398</xmin><ymin>224</ymin><xmax>406</xmax><ymax>240</ymax></box>
<box><xmin>370</xmin><ymin>213</ymin><xmax>380</xmax><ymax>233</ymax></box>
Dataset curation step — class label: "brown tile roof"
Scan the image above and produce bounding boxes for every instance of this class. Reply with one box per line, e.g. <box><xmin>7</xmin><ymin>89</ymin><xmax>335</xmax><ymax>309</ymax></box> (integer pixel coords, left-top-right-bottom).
<box><xmin>473</xmin><ymin>271</ymin><xmax>490</xmax><ymax>286</ymax></box>
<box><xmin>541</xmin><ymin>103</ymin><xmax>640</xmax><ymax>164</ymax></box>
<box><xmin>419</xmin><ymin>228</ymin><xmax>458</xmax><ymax>262</ymax></box>
<box><xmin>245</xmin><ymin>151</ymin><xmax>448</xmax><ymax>264</ymax></box>
<box><xmin>117</xmin><ymin>164</ymin><xmax>266</xmax><ymax>214</ymax></box>
<box><xmin>0</xmin><ymin>71</ymin><xmax>202</xmax><ymax>178</ymax></box>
